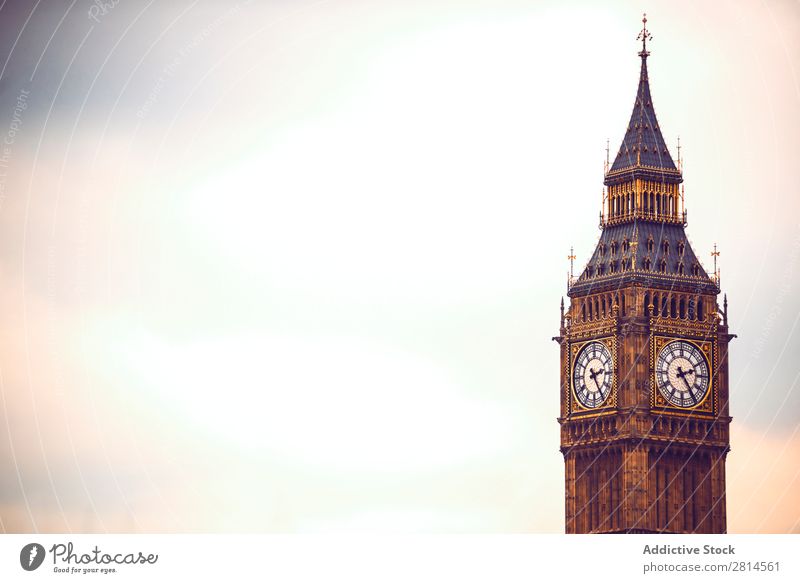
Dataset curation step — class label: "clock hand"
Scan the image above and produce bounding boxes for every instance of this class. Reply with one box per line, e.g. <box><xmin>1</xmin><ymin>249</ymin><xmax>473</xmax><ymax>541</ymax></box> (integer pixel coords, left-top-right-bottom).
<box><xmin>588</xmin><ymin>368</ymin><xmax>603</xmax><ymax>392</ymax></box>
<box><xmin>676</xmin><ymin>366</ymin><xmax>693</xmax><ymax>392</ymax></box>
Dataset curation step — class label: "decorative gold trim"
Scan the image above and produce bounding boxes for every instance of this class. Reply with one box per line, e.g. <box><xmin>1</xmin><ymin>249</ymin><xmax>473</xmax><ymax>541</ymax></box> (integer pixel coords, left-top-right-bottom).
<box><xmin>568</xmin><ymin>320</ymin><xmax>616</xmax><ymax>339</ymax></box>
<box><xmin>650</xmin><ymin>315</ymin><xmax>718</xmax><ymax>338</ymax></box>
<box><xmin>605</xmin><ymin>163</ymin><xmax>683</xmax><ymax>176</ymax></box>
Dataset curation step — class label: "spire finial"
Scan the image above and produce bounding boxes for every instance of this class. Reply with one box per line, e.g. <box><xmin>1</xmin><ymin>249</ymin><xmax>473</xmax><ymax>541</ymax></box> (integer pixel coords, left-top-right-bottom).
<box><xmin>711</xmin><ymin>243</ymin><xmax>720</xmax><ymax>284</ymax></box>
<box><xmin>637</xmin><ymin>13</ymin><xmax>652</xmax><ymax>58</ymax></box>
<box><xmin>723</xmin><ymin>293</ymin><xmax>728</xmax><ymax>326</ymax></box>
<box><xmin>568</xmin><ymin>246</ymin><xmax>576</xmax><ymax>282</ymax></box>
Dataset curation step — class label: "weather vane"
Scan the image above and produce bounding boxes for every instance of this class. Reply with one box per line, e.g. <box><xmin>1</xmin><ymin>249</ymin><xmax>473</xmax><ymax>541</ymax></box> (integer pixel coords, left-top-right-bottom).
<box><xmin>637</xmin><ymin>13</ymin><xmax>652</xmax><ymax>57</ymax></box>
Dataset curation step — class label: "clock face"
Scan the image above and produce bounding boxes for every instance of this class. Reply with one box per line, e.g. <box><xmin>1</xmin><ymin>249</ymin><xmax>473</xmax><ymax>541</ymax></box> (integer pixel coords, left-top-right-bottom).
<box><xmin>655</xmin><ymin>340</ymin><xmax>711</xmax><ymax>408</ymax></box>
<box><xmin>573</xmin><ymin>341</ymin><xmax>613</xmax><ymax>409</ymax></box>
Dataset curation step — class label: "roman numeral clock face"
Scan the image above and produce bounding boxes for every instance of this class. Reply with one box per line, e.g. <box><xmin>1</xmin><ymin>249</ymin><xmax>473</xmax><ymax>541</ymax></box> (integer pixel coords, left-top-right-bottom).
<box><xmin>656</xmin><ymin>341</ymin><xmax>711</xmax><ymax>408</ymax></box>
<box><xmin>572</xmin><ymin>341</ymin><xmax>613</xmax><ymax>409</ymax></box>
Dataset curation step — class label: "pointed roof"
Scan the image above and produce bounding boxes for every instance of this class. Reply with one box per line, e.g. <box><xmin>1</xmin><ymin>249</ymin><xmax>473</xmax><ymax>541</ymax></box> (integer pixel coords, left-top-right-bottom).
<box><xmin>604</xmin><ymin>17</ymin><xmax>682</xmax><ymax>186</ymax></box>
<box><xmin>568</xmin><ymin>218</ymin><xmax>717</xmax><ymax>297</ymax></box>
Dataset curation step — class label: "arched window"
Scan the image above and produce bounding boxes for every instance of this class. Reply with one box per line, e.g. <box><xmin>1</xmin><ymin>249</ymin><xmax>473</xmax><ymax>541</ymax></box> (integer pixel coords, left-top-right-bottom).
<box><xmin>644</xmin><ymin>293</ymin><xmax>651</xmax><ymax>317</ymax></box>
<box><xmin>698</xmin><ymin>299</ymin><xmax>704</xmax><ymax>321</ymax></box>
<box><xmin>670</xmin><ymin>297</ymin><xmax>677</xmax><ymax>318</ymax></box>
<box><xmin>611</xmin><ymin>241</ymin><xmax>618</xmax><ymax>257</ymax></box>
<box><xmin>678</xmin><ymin>262</ymin><xmax>685</xmax><ymax>276</ymax></box>
<box><xmin>622</xmin><ymin>239</ymin><xmax>630</xmax><ymax>254</ymax></box>
<box><xmin>677</xmin><ymin>241</ymin><xmax>685</xmax><ymax>256</ymax></box>
<box><xmin>643</xmin><ymin>257</ymin><xmax>651</xmax><ymax>271</ymax></box>
<box><xmin>688</xmin><ymin>298</ymin><xmax>696</xmax><ymax>320</ymax></box>
<box><xmin>653</xmin><ymin>293</ymin><xmax>660</xmax><ymax>316</ymax></box>
<box><xmin>647</xmin><ymin>237</ymin><xmax>654</xmax><ymax>253</ymax></box>
<box><xmin>659</xmin><ymin>259</ymin><xmax>667</xmax><ymax>273</ymax></box>
<box><xmin>582</xmin><ymin>302</ymin><xmax>586</xmax><ymax>322</ymax></box>
<box><xmin>662</xmin><ymin>240</ymin><xmax>669</xmax><ymax>255</ymax></box>
<box><xmin>679</xmin><ymin>297</ymin><xmax>686</xmax><ymax>319</ymax></box>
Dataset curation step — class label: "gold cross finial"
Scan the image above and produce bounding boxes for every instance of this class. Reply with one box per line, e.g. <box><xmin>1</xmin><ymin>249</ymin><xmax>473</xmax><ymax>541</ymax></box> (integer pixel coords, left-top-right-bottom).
<box><xmin>568</xmin><ymin>246</ymin><xmax>576</xmax><ymax>280</ymax></box>
<box><xmin>637</xmin><ymin>13</ymin><xmax>652</xmax><ymax>58</ymax></box>
<box><xmin>711</xmin><ymin>243</ymin><xmax>720</xmax><ymax>281</ymax></box>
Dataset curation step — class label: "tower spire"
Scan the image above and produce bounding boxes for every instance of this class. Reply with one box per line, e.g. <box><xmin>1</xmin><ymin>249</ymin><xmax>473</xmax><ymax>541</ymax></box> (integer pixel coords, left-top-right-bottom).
<box><xmin>605</xmin><ymin>14</ymin><xmax>681</xmax><ymax>196</ymax></box>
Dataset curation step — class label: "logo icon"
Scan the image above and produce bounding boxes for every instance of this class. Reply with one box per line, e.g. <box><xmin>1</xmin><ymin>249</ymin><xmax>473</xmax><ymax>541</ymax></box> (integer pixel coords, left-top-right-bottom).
<box><xmin>20</xmin><ymin>543</ymin><xmax>46</xmax><ymax>571</ymax></box>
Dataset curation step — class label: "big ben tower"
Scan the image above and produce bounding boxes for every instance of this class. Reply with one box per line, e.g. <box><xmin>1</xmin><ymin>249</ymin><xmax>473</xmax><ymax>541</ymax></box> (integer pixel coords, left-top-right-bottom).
<box><xmin>555</xmin><ymin>16</ymin><xmax>733</xmax><ymax>533</ymax></box>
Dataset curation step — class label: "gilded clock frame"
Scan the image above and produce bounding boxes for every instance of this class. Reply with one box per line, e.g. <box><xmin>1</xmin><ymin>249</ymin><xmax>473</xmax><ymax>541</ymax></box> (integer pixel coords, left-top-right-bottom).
<box><xmin>569</xmin><ymin>336</ymin><xmax>617</xmax><ymax>416</ymax></box>
<box><xmin>650</xmin><ymin>335</ymin><xmax>715</xmax><ymax>415</ymax></box>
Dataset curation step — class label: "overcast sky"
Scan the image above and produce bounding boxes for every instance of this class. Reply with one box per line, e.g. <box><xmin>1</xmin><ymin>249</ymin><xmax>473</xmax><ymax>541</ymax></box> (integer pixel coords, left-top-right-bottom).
<box><xmin>0</xmin><ymin>0</ymin><xmax>798</xmax><ymax>533</ymax></box>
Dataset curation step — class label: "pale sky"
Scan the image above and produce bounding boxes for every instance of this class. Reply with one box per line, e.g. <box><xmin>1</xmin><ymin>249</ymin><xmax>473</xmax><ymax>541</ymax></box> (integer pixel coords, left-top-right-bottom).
<box><xmin>0</xmin><ymin>0</ymin><xmax>798</xmax><ymax>533</ymax></box>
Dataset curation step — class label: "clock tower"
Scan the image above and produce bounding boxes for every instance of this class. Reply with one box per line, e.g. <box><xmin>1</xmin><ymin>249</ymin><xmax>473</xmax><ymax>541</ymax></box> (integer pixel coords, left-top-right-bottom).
<box><xmin>554</xmin><ymin>16</ymin><xmax>733</xmax><ymax>533</ymax></box>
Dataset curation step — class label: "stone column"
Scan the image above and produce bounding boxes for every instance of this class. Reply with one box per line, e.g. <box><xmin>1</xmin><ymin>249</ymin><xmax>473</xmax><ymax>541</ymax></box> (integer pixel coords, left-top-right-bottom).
<box><xmin>710</xmin><ymin>451</ymin><xmax>727</xmax><ymax>533</ymax></box>
<box><xmin>565</xmin><ymin>454</ymin><xmax>576</xmax><ymax>533</ymax></box>
<box><xmin>622</xmin><ymin>444</ymin><xmax>649</xmax><ymax>531</ymax></box>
